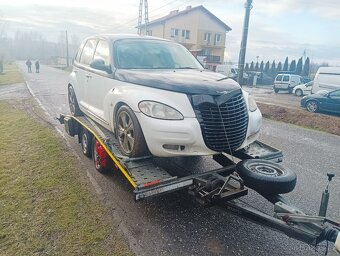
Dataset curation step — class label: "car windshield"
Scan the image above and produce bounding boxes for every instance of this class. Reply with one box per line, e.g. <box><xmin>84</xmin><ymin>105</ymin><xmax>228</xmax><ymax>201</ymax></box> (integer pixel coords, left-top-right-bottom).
<box><xmin>114</xmin><ymin>39</ymin><xmax>203</xmax><ymax>70</ymax></box>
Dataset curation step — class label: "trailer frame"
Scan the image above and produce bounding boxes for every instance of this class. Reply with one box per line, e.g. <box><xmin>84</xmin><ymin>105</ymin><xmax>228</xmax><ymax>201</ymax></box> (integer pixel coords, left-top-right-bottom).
<box><xmin>58</xmin><ymin>114</ymin><xmax>340</xmax><ymax>252</ymax></box>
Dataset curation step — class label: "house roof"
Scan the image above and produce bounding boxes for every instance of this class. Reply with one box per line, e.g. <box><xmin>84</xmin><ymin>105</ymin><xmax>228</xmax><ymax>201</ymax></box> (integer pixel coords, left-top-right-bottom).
<box><xmin>144</xmin><ymin>5</ymin><xmax>232</xmax><ymax>31</ymax></box>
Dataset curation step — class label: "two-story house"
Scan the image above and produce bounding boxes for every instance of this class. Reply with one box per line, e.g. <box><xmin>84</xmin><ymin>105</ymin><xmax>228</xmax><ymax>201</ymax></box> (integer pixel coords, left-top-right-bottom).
<box><xmin>140</xmin><ymin>5</ymin><xmax>231</xmax><ymax>71</ymax></box>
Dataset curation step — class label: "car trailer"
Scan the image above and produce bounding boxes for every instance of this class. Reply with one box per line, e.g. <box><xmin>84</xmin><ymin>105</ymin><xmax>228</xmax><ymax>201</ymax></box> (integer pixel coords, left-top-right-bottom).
<box><xmin>58</xmin><ymin>114</ymin><xmax>340</xmax><ymax>254</ymax></box>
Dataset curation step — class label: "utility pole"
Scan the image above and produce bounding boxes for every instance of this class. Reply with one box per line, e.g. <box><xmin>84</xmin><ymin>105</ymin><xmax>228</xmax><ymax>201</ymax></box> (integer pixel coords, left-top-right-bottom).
<box><xmin>138</xmin><ymin>0</ymin><xmax>149</xmax><ymax>35</ymax></box>
<box><xmin>65</xmin><ymin>30</ymin><xmax>69</xmax><ymax>67</ymax></box>
<box><xmin>237</xmin><ymin>0</ymin><xmax>253</xmax><ymax>86</ymax></box>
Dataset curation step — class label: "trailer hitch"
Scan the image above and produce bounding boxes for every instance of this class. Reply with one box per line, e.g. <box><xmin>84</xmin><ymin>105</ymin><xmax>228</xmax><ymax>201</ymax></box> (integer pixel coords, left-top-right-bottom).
<box><xmin>189</xmin><ymin>172</ymin><xmax>248</xmax><ymax>205</ymax></box>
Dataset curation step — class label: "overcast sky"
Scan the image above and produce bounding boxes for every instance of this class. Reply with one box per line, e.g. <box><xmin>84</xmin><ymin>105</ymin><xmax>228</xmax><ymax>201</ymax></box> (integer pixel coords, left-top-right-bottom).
<box><xmin>1</xmin><ymin>0</ymin><xmax>340</xmax><ymax>65</ymax></box>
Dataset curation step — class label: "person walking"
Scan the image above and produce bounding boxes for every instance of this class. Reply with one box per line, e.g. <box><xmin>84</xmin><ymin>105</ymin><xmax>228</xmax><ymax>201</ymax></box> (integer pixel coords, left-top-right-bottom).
<box><xmin>26</xmin><ymin>59</ymin><xmax>32</xmax><ymax>73</ymax></box>
<box><xmin>35</xmin><ymin>60</ymin><xmax>40</xmax><ymax>73</ymax></box>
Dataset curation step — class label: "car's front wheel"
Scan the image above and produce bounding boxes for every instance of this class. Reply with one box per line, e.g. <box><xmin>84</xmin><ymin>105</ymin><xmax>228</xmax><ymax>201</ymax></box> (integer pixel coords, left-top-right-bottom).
<box><xmin>115</xmin><ymin>105</ymin><xmax>150</xmax><ymax>157</ymax></box>
<box><xmin>68</xmin><ymin>85</ymin><xmax>82</xmax><ymax>116</ymax></box>
<box><xmin>295</xmin><ymin>89</ymin><xmax>303</xmax><ymax>97</ymax></box>
<box><xmin>306</xmin><ymin>100</ymin><xmax>319</xmax><ymax>113</ymax></box>
<box><xmin>274</xmin><ymin>87</ymin><xmax>279</xmax><ymax>93</ymax></box>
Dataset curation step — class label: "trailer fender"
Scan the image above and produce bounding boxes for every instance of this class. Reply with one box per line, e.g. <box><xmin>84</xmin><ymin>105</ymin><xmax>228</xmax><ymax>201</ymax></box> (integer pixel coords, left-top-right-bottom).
<box><xmin>236</xmin><ymin>159</ymin><xmax>297</xmax><ymax>195</ymax></box>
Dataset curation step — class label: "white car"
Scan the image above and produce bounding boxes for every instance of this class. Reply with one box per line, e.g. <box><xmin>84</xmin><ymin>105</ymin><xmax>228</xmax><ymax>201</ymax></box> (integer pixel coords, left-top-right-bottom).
<box><xmin>274</xmin><ymin>74</ymin><xmax>302</xmax><ymax>94</ymax></box>
<box><xmin>293</xmin><ymin>81</ymin><xmax>313</xmax><ymax>96</ymax></box>
<box><xmin>68</xmin><ymin>35</ymin><xmax>262</xmax><ymax>157</ymax></box>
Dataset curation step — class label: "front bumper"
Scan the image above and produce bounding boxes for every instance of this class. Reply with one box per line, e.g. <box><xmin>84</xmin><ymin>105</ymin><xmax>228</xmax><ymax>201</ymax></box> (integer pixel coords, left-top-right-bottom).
<box><xmin>136</xmin><ymin>108</ymin><xmax>262</xmax><ymax>157</ymax></box>
<box><xmin>136</xmin><ymin>112</ymin><xmax>216</xmax><ymax>157</ymax></box>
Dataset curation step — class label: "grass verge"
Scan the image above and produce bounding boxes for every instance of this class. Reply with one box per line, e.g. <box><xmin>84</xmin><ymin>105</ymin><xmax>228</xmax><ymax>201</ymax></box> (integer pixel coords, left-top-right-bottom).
<box><xmin>0</xmin><ymin>63</ymin><xmax>24</xmax><ymax>86</ymax></box>
<box><xmin>0</xmin><ymin>100</ymin><xmax>132</xmax><ymax>256</ymax></box>
<box><xmin>258</xmin><ymin>103</ymin><xmax>340</xmax><ymax>136</ymax></box>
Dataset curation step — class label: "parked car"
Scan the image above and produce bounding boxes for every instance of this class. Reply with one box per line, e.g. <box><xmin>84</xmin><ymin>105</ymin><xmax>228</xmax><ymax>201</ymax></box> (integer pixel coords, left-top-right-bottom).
<box><xmin>273</xmin><ymin>74</ymin><xmax>302</xmax><ymax>93</ymax></box>
<box><xmin>312</xmin><ymin>67</ymin><xmax>340</xmax><ymax>93</ymax></box>
<box><xmin>300</xmin><ymin>89</ymin><xmax>340</xmax><ymax>113</ymax></box>
<box><xmin>293</xmin><ymin>81</ymin><xmax>313</xmax><ymax>96</ymax></box>
<box><xmin>68</xmin><ymin>35</ymin><xmax>262</xmax><ymax>158</ymax></box>
<box><xmin>215</xmin><ymin>64</ymin><xmax>238</xmax><ymax>79</ymax></box>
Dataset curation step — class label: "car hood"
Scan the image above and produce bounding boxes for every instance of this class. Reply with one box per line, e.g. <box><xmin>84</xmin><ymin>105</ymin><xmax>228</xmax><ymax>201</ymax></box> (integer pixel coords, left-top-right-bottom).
<box><xmin>305</xmin><ymin>94</ymin><xmax>326</xmax><ymax>100</ymax></box>
<box><xmin>114</xmin><ymin>69</ymin><xmax>240</xmax><ymax>95</ymax></box>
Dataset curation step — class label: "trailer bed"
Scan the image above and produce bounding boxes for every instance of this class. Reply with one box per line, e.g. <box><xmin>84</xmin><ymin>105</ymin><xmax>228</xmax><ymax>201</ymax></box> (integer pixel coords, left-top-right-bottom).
<box><xmin>59</xmin><ymin>114</ymin><xmax>282</xmax><ymax>200</ymax></box>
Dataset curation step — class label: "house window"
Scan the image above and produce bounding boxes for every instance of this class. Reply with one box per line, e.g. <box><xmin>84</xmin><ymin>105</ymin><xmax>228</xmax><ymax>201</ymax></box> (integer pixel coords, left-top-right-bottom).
<box><xmin>204</xmin><ymin>32</ymin><xmax>211</xmax><ymax>43</ymax></box>
<box><xmin>214</xmin><ymin>33</ymin><xmax>221</xmax><ymax>45</ymax></box>
<box><xmin>202</xmin><ymin>48</ymin><xmax>211</xmax><ymax>56</ymax></box>
<box><xmin>171</xmin><ymin>28</ymin><xmax>179</xmax><ymax>37</ymax></box>
<box><xmin>182</xmin><ymin>30</ymin><xmax>190</xmax><ymax>39</ymax></box>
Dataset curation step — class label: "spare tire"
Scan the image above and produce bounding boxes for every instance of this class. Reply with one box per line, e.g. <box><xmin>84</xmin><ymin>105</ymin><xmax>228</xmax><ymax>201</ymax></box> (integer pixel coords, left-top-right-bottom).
<box><xmin>236</xmin><ymin>159</ymin><xmax>297</xmax><ymax>195</ymax></box>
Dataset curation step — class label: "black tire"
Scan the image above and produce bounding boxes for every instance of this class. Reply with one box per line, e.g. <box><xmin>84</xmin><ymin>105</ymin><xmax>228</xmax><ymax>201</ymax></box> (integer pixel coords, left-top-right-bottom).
<box><xmin>306</xmin><ymin>100</ymin><xmax>319</xmax><ymax>113</ymax></box>
<box><xmin>80</xmin><ymin>128</ymin><xmax>92</xmax><ymax>157</ymax></box>
<box><xmin>295</xmin><ymin>89</ymin><xmax>303</xmax><ymax>97</ymax></box>
<box><xmin>115</xmin><ymin>105</ymin><xmax>150</xmax><ymax>157</ymax></box>
<box><xmin>236</xmin><ymin>159</ymin><xmax>297</xmax><ymax>195</ymax></box>
<box><xmin>92</xmin><ymin>138</ymin><xmax>112</xmax><ymax>173</ymax></box>
<box><xmin>68</xmin><ymin>85</ymin><xmax>82</xmax><ymax>116</ymax></box>
<box><xmin>274</xmin><ymin>87</ymin><xmax>279</xmax><ymax>93</ymax></box>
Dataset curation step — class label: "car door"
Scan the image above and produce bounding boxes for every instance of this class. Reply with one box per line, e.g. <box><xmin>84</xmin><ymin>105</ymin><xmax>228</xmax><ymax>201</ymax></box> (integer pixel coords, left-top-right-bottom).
<box><xmin>86</xmin><ymin>39</ymin><xmax>113</xmax><ymax>127</ymax></box>
<box><xmin>323</xmin><ymin>90</ymin><xmax>340</xmax><ymax>113</ymax></box>
<box><xmin>275</xmin><ymin>75</ymin><xmax>283</xmax><ymax>88</ymax></box>
<box><xmin>303</xmin><ymin>81</ymin><xmax>313</xmax><ymax>94</ymax></box>
<box><xmin>282</xmin><ymin>75</ymin><xmax>290</xmax><ymax>89</ymax></box>
<box><xmin>77</xmin><ymin>38</ymin><xmax>98</xmax><ymax>111</ymax></box>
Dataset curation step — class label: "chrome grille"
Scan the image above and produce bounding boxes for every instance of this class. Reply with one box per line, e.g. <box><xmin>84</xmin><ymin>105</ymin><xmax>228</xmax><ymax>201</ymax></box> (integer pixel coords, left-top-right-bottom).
<box><xmin>196</xmin><ymin>93</ymin><xmax>249</xmax><ymax>152</ymax></box>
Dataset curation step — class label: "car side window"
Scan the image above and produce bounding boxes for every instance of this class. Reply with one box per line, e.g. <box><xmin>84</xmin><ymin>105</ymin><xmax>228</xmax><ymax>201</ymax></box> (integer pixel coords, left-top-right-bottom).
<box><xmin>79</xmin><ymin>39</ymin><xmax>97</xmax><ymax>66</ymax></box>
<box><xmin>93</xmin><ymin>40</ymin><xmax>110</xmax><ymax>65</ymax></box>
<box><xmin>275</xmin><ymin>75</ymin><xmax>283</xmax><ymax>81</ymax></box>
<box><xmin>283</xmin><ymin>75</ymin><xmax>289</xmax><ymax>82</ymax></box>
<box><xmin>75</xmin><ymin>41</ymin><xmax>86</xmax><ymax>63</ymax></box>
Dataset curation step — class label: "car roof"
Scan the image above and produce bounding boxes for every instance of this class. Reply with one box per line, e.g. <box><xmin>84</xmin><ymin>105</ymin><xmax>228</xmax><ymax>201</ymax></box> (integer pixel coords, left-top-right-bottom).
<box><xmin>317</xmin><ymin>66</ymin><xmax>340</xmax><ymax>73</ymax></box>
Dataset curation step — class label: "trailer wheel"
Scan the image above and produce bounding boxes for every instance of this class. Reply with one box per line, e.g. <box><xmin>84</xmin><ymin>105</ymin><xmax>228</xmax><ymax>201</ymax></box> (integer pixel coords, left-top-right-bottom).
<box><xmin>81</xmin><ymin>128</ymin><xmax>92</xmax><ymax>157</ymax></box>
<box><xmin>116</xmin><ymin>105</ymin><xmax>150</xmax><ymax>157</ymax></box>
<box><xmin>236</xmin><ymin>159</ymin><xmax>297</xmax><ymax>195</ymax></box>
<box><xmin>92</xmin><ymin>138</ymin><xmax>112</xmax><ymax>173</ymax></box>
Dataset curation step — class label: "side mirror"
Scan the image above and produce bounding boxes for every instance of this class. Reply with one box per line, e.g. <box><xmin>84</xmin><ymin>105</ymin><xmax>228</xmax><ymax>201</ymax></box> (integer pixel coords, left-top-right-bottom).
<box><xmin>90</xmin><ymin>58</ymin><xmax>112</xmax><ymax>74</ymax></box>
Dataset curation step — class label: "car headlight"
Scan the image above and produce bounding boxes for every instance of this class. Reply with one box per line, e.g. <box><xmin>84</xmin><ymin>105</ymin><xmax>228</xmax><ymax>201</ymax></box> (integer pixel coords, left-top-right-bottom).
<box><xmin>248</xmin><ymin>95</ymin><xmax>258</xmax><ymax>112</ymax></box>
<box><xmin>138</xmin><ymin>101</ymin><xmax>184</xmax><ymax>120</ymax></box>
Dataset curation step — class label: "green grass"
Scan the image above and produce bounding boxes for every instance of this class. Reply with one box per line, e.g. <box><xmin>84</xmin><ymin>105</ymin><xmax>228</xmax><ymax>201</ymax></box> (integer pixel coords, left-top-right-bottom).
<box><xmin>0</xmin><ymin>63</ymin><xmax>24</xmax><ymax>86</ymax></box>
<box><xmin>258</xmin><ymin>103</ymin><xmax>340</xmax><ymax>136</ymax></box>
<box><xmin>0</xmin><ymin>100</ymin><xmax>133</xmax><ymax>256</ymax></box>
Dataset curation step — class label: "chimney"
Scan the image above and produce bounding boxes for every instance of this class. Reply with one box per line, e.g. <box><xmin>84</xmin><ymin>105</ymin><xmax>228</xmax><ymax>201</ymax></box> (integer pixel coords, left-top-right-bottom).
<box><xmin>169</xmin><ymin>10</ymin><xmax>179</xmax><ymax>15</ymax></box>
<box><xmin>186</xmin><ymin>5</ymin><xmax>192</xmax><ymax>10</ymax></box>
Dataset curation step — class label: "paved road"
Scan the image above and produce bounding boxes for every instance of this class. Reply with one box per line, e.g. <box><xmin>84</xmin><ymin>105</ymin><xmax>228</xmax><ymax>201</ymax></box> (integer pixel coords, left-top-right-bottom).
<box><xmin>18</xmin><ymin>63</ymin><xmax>340</xmax><ymax>256</ymax></box>
<box><xmin>243</xmin><ymin>85</ymin><xmax>302</xmax><ymax>109</ymax></box>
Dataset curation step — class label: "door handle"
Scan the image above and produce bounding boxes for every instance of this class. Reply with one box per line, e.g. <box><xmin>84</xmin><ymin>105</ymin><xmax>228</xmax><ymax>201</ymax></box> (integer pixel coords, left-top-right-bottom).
<box><xmin>86</xmin><ymin>74</ymin><xmax>92</xmax><ymax>78</ymax></box>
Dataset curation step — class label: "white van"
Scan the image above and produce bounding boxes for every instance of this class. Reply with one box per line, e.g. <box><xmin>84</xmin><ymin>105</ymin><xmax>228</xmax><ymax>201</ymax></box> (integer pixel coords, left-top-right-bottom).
<box><xmin>216</xmin><ymin>64</ymin><xmax>238</xmax><ymax>79</ymax></box>
<box><xmin>312</xmin><ymin>67</ymin><xmax>340</xmax><ymax>93</ymax></box>
<box><xmin>274</xmin><ymin>74</ymin><xmax>302</xmax><ymax>93</ymax></box>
